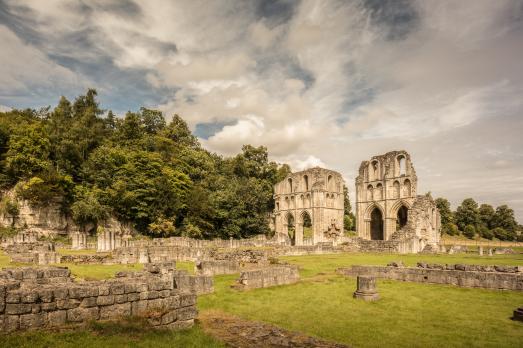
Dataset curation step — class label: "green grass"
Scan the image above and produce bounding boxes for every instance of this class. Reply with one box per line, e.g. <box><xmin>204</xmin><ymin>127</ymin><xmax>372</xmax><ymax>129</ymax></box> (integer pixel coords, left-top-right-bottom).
<box><xmin>0</xmin><ymin>318</ymin><xmax>224</xmax><ymax>348</ymax></box>
<box><xmin>176</xmin><ymin>261</ymin><xmax>195</xmax><ymax>274</ymax></box>
<box><xmin>198</xmin><ymin>253</ymin><xmax>523</xmax><ymax>348</ymax></box>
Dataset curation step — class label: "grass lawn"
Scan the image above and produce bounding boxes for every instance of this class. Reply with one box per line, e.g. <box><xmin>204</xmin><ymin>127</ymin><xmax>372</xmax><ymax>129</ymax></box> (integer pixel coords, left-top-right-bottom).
<box><xmin>0</xmin><ymin>318</ymin><xmax>224</xmax><ymax>348</ymax></box>
<box><xmin>198</xmin><ymin>253</ymin><xmax>523</xmax><ymax>348</ymax></box>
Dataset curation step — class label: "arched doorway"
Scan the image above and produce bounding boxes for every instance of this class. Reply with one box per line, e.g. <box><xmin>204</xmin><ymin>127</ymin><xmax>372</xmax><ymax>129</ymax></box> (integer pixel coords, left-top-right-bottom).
<box><xmin>370</xmin><ymin>208</ymin><xmax>383</xmax><ymax>240</ymax></box>
<box><xmin>286</xmin><ymin>213</ymin><xmax>295</xmax><ymax>245</ymax></box>
<box><xmin>302</xmin><ymin>211</ymin><xmax>312</xmax><ymax>240</ymax></box>
<box><xmin>397</xmin><ymin>205</ymin><xmax>408</xmax><ymax>230</ymax></box>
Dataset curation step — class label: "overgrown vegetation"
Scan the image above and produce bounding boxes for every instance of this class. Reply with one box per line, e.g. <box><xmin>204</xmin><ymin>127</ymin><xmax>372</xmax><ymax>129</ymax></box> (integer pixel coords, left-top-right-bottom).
<box><xmin>0</xmin><ymin>89</ymin><xmax>298</xmax><ymax>239</ymax></box>
<box><xmin>436</xmin><ymin>197</ymin><xmax>522</xmax><ymax>241</ymax></box>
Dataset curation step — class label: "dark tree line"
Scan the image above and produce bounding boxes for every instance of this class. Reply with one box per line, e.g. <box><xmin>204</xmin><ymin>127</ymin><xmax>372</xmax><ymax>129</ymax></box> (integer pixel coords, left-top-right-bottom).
<box><xmin>0</xmin><ymin>89</ymin><xmax>292</xmax><ymax>239</ymax></box>
<box><xmin>435</xmin><ymin>197</ymin><xmax>522</xmax><ymax>241</ymax></box>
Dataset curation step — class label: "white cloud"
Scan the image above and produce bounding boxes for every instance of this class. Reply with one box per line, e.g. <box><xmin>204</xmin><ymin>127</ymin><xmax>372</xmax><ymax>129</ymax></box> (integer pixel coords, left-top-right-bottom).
<box><xmin>2</xmin><ymin>0</ymin><xmax>523</xmax><ymax>220</ymax></box>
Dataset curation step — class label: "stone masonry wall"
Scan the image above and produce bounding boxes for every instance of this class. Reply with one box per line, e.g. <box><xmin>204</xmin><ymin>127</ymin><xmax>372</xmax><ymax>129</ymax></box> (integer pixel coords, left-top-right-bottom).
<box><xmin>337</xmin><ymin>264</ymin><xmax>523</xmax><ymax>291</ymax></box>
<box><xmin>233</xmin><ymin>265</ymin><xmax>300</xmax><ymax>290</ymax></box>
<box><xmin>0</xmin><ymin>263</ymin><xmax>208</xmax><ymax>332</ymax></box>
<box><xmin>195</xmin><ymin>260</ymin><xmax>241</xmax><ymax>276</ymax></box>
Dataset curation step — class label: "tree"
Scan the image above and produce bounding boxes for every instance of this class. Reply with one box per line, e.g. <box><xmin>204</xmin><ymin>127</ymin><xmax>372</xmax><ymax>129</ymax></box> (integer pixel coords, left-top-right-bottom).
<box><xmin>463</xmin><ymin>224</ymin><xmax>476</xmax><ymax>239</ymax></box>
<box><xmin>492</xmin><ymin>205</ymin><xmax>517</xmax><ymax>232</ymax></box>
<box><xmin>163</xmin><ymin>114</ymin><xmax>198</xmax><ymax>148</ymax></box>
<box><xmin>442</xmin><ymin>223</ymin><xmax>458</xmax><ymax>236</ymax></box>
<box><xmin>478</xmin><ymin>204</ymin><xmax>495</xmax><ymax>229</ymax></box>
<box><xmin>477</xmin><ymin>225</ymin><xmax>493</xmax><ymax>240</ymax></box>
<box><xmin>435</xmin><ymin>198</ymin><xmax>453</xmax><ymax>225</ymax></box>
<box><xmin>343</xmin><ymin>185</ymin><xmax>356</xmax><ymax>231</ymax></box>
<box><xmin>455</xmin><ymin>198</ymin><xmax>479</xmax><ymax>231</ymax></box>
<box><xmin>4</xmin><ymin>124</ymin><xmax>52</xmax><ymax>179</ymax></box>
<box><xmin>492</xmin><ymin>227</ymin><xmax>508</xmax><ymax>240</ymax></box>
<box><xmin>71</xmin><ymin>187</ymin><xmax>109</xmax><ymax>232</ymax></box>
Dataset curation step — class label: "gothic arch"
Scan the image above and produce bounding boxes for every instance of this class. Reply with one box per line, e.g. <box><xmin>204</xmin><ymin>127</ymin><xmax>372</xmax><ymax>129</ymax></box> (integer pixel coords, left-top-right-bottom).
<box><xmin>364</xmin><ymin>202</ymin><xmax>385</xmax><ymax>220</ymax></box>
<box><xmin>390</xmin><ymin>199</ymin><xmax>412</xmax><ymax>216</ymax></box>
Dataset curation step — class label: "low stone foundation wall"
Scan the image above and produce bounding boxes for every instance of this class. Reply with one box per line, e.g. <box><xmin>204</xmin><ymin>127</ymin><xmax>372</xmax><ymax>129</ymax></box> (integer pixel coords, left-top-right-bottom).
<box><xmin>60</xmin><ymin>254</ymin><xmax>114</xmax><ymax>264</ymax></box>
<box><xmin>0</xmin><ymin>263</ymin><xmax>208</xmax><ymax>332</ymax></box>
<box><xmin>337</xmin><ymin>264</ymin><xmax>523</xmax><ymax>291</ymax></box>
<box><xmin>3</xmin><ymin>243</ymin><xmax>61</xmax><ymax>265</ymax></box>
<box><xmin>195</xmin><ymin>260</ymin><xmax>240</xmax><ymax>276</ymax></box>
<box><xmin>233</xmin><ymin>265</ymin><xmax>300</xmax><ymax>290</ymax></box>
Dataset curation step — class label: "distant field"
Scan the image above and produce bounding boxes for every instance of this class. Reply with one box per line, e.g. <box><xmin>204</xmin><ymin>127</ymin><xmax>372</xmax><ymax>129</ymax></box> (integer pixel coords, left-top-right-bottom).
<box><xmin>441</xmin><ymin>235</ymin><xmax>523</xmax><ymax>248</ymax></box>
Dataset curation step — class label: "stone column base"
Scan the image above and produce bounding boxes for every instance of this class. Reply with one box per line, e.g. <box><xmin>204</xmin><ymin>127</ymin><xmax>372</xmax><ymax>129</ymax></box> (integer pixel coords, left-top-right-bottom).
<box><xmin>353</xmin><ymin>290</ymin><xmax>380</xmax><ymax>301</ymax></box>
<box><xmin>513</xmin><ymin>307</ymin><xmax>523</xmax><ymax>322</ymax></box>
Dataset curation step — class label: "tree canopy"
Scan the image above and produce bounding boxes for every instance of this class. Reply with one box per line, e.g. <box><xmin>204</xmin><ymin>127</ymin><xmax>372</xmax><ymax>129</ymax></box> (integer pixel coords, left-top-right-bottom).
<box><xmin>0</xmin><ymin>90</ymin><xmax>290</xmax><ymax>239</ymax></box>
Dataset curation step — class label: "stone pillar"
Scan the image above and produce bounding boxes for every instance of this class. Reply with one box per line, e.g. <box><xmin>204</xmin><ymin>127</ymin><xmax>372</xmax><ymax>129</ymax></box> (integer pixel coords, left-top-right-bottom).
<box><xmin>295</xmin><ymin>222</ymin><xmax>303</xmax><ymax>246</ymax></box>
<box><xmin>479</xmin><ymin>246</ymin><xmax>483</xmax><ymax>256</ymax></box>
<box><xmin>488</xmin><ymin>248</ymin><xmax>493</xmax><ymax>256</ymax></box>
<box><xmin>353</xmin><ymin>275</ymin><xmax>379</xmax><ymax>301</ymax></box>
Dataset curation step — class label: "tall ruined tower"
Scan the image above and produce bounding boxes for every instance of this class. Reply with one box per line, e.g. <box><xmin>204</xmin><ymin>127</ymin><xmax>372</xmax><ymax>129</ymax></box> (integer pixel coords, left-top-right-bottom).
<box><xmin>355</xmin><ymin>150</ymin><xmax>418</xmax><ymax>241</ymax></box>
<box><xmin>272</xmin><ymin>167</ymin><xmax>344</xmax><ymax>245</ymax></box>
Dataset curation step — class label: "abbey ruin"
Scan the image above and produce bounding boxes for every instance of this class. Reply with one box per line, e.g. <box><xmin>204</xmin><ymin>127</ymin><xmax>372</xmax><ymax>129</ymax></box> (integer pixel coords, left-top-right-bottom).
<box><xmin>272</xmin><ymin>167</ymin><xmax>344</xmax><ymax>246</ymax></box>
<box><xmin>271</xmin><ymin>150</ymin><xmax>441</xmax><ymax>253</ymax></box>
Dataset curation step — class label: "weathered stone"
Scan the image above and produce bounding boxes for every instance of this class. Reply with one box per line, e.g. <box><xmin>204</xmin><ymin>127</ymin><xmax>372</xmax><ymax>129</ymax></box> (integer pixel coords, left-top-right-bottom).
<box><xmin>67</xmin><ymin>307</ymin><xmax>99</xmax><ymax>322</ymax></box>
<box><xmin>5</xmin><ymin>303</ymin><xmax>32</xmax><ymax>315</ymax></box>
<box><xmin>353</xmin><ymin>275</ymin><xmax>379</xmax><ymax>301</ymax></box>
<box><xmin>47</xmin><ymin>310</ymin><xmax>67</xmax><ymax>327</ymax></box>
<box><xmin>177</xmin><ymin>306</ymin><xmax>197</xmax><ymax>321</ymax></box>
<box><xmin>56</xmin><ymin>299</ymin><xmax>80</xmax><ymax>309</ymax></box>
<box><xmin>96</xmin><ymin>295</ymin><xmax>114</xmax><ymax>306</ymax></box>
<box><xmin>19</xmin><ymin>313</ymin><xmax>46</xmax><ymax>330</ymax></box>
<box><xmin>99</xmin><ymin>303</ymin><xmax>131</xmax><ymax>319</ymax></box>
<box><xmin>80</xmin><ymin>297</ymin><xmax>97</xmax><ymax>308</ymax></box>
<box><xmin>233</xmin><ymin>266</ymin><xmax>299</xmax><ymax>290</ymax></box>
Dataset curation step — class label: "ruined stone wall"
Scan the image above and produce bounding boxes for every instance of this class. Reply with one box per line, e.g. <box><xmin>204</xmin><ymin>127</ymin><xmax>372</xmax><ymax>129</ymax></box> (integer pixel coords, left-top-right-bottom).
<box><xmin>272</xmin><ymin>167</ymin><xmax>344</xmax><ymax>246</ymax></box>
<box><xmin>195</xmin><ymin>260</ymin><xmax>241</xmax><ymax>276</ymax></box>
<box><xmin>233</xmin><ymin>265</ymin><xmax>300</xmax><ymax>290</ymax></box>
<box><xmin>0</xmin><ymin>263</ymin><xmax>207</xmax><ymax>332</ymax></box>
<box><xmin>3</xmin><ymin>242</ymin><xmax>61</xmax><ymax>265</ymax></box>
<box><xmin>337</xmin><ymin>264</ymin><xmax>523</xmax><ymax>291</ymax></box>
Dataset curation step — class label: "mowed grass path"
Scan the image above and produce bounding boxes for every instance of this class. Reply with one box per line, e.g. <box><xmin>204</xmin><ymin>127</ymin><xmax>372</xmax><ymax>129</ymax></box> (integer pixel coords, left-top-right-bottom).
<box><xmin>199</xmin><ymin>253</ymin><xmax>523</xmax><ymax>348</ymax></box>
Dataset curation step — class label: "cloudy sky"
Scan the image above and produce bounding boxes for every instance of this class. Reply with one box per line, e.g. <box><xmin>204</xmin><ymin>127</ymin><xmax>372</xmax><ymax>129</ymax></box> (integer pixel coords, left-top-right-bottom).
<box><xmin>1</xmin><ymin>0</ymin><xmax>522</xmax><ymax>220</ymax></box>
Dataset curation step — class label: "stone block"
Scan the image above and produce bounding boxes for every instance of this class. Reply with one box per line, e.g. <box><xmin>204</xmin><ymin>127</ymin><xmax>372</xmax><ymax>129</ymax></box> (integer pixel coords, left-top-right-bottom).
<box><xmin>6</xmin><ymin>292</ymin><xmax>21</xmax><ymax>303</ymax></box>
<box><xmin>127</xmin><ymin>293</ymin><xmax>140</xmax><ymax>302</ymax></box>
<box><xmin>56</xmin><ymin>299</ymin><xmax>80</xmax><ymax>310</ymax></box>
<box><xmin>53</xmin><ymin>287</ymin><xmax>69</xmax><ymax>300</ymax></box>
<box><xmin>67</xmin><ymin>307</ymin><xmax>99</xmax><ymax>322</ymax></box>
<box><xmin>110</xmin><ymin>283</ymin><xmax>126</xmax><ymax>295</ymax></box>
<box><xmin>96</xmin><ymin>295</ymin><xmax>114</xmax><ymax>306</ymax></box>
<box><xmin>180</xmin><ymin>294</ymin><xmax>196</xmax><ymax>307</ymax></box>
<box><xmin>115</xmin><ymin>294</ymin><xmax>127</xmax><ymax>304</ymax></box>
<box><xmin>41</xmin><ymin>302</ymin><xmax>57</xmax><ymax>312</ymax></box>
<box><xmin>80</xmin><ymin>297</ymin><xmax>97</xmax><ymax>308</ymax></box>
<box><xmin>21</xmin><ymin>290</ymin><xmax>39</xmax><ymax>303</ymax></box>
<box><xmin>131</xmin><ymin>300</ymin><xmax>148</xmax><ymax>316</ymax></box>
<box><xmin>100</xmin><ymin>302</ymin><xmax>131</xmax><ymax>320</ymax></box>
<box><xmin>5</xmin><ymin>303</ymin><xmax>32</xmax><ymax>315</ymax></box>
<box><xmin>161</xmin><ymin>310</ymin><xmax>177</xmax><ymax>325</ymax></box>
<box><xmin>19</xmin><ymin>313</ymin><xmax>46</xmax><ymax>330</ymax></box>
<box><xmin>163</xmin><ymin>319</ymin><xmax>194</xmax><ymax>330</ymax></box>
<box><xmin>48</xmin><ymin>310</ymin><xmax>67</xmax><ymax>327</ymax></box>
<box><xmin>38</xmin><ymin>289</ymin><xmax>54</xmax><ymax>302</ymax></box>
<box><xmin>177</xmin><ymin>306</ymin><xmax>197</xmax><ymax>321</ymax></box>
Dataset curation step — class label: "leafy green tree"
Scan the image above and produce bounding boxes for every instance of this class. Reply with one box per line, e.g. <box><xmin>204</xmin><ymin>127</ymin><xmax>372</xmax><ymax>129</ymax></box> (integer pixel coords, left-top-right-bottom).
<box><xmin>492</xmin><ymin>205</ymin><xmax>517</xmax><ymax>232</ymax></box>
<box><xmin>442</xmin><ymin>222</ymin><xmax>459</xmax><ymax>236</ymax></box>
<box><xmin>4</xmin><ymin>124</ymin><xmax>52</xmax><ymax>179</ymax></box>
<box><xmin>163</xmin><ymin>114</ymin><xmax>198</xmax><ymax>148</ymax></box>
<box><xmin>477</xmin><ymin>225</ymin><xmax>493</xmax><ymax>240</ymax></box>
<box><xmin>463</xmin><ymin>224</ymin><xmax>476</xmax><ymax>239</ymax></box>
<box><xmin>455</xmin><ymin>198</ymin><xmax>479</xmax><ymax>231</ymax></box>
<box><xmin>492</xmin><ymin>227</ymin><xmax>508</xmax><ymax>240</ymax></box>
<box><xmin>478</xmin><ymin>204</ymin><xmax>495</xmax><ymax>229</ymax></box>
<box><xmin>71</xmin><ymin>186</ymin><xmax>109</xmax><ymax>231</ymax></box>
<box><xmin>435</xmin><ymin>198</ymin><xmax>453</xmax><ymax>225</ymax></box>
<box><xmin>343</xmin><ymin>185</ymin><xmax>356</xmax><ymax>231</ymax></box>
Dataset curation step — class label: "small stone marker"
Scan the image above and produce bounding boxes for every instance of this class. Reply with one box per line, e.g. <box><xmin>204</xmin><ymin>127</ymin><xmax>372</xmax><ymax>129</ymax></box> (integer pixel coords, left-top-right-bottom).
<box><xmin>512</xmin><ymin>307</ymin><xmax>523</xmax><ymax>322</ymax></box>
<box><xmin>488</xmin><ymin>248</ymin><xmax>493</xmax><ymax>256</ymax></box>
<box><xmin>353</xmin><ymin>275</ymin><xmax>379</xmax><ymax>301</ymax></box>
<box><xmin>479</xmin><ymin>246</ymin><xmax>483</xmax><ymax>256</ymax></box>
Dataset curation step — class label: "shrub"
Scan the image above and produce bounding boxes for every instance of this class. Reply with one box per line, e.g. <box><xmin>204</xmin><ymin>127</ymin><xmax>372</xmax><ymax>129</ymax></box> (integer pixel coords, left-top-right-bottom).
<box><xmin>478</xmin><ymin>226</ymin><xmax>494</xmax><ymax>240</ymax></box>
<box><xmin>442</xmin><ymin>223</ymin><xmax>458</xmax><ymax>236</ymax></box>
<box><xmin>463</xmin><ymin>224</ymin><xmax>476</xmax><ymax>239</ymax></box>
<box><xmin>148</xmin><ymin>218</ymin><xmax>177</xmax><ymax>237</ymax></box>
<box><xmin>492</xmin><ymin>227</ymin><xmax>508</xmax><ymax>240</ymax></box>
